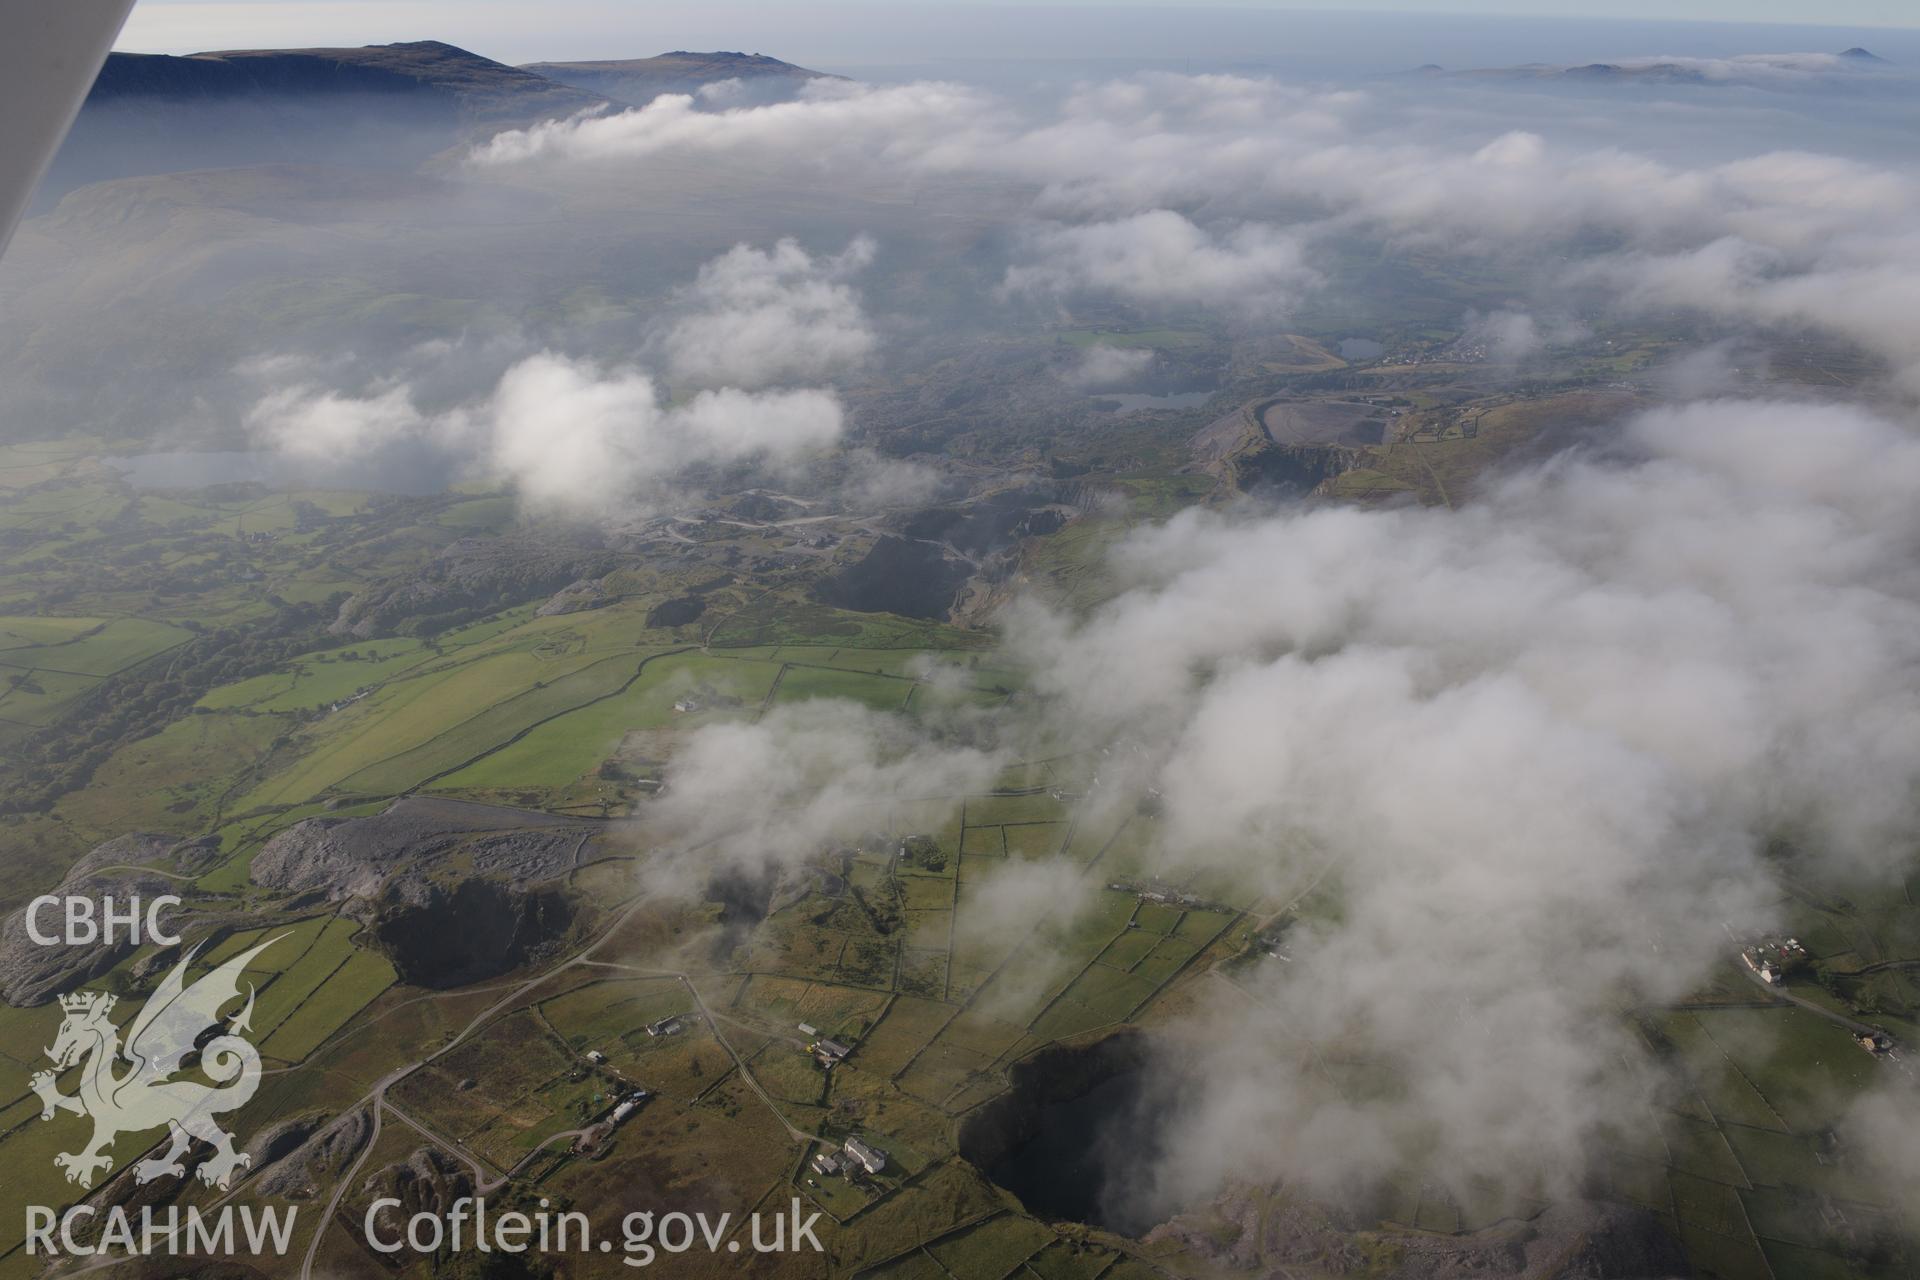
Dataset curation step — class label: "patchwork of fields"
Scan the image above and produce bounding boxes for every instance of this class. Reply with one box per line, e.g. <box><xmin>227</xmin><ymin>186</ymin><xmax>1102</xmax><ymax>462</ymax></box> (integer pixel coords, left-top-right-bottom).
<box><xmin>0</xmin><ymin>440</ymin><xmax>1912</xmax><ymax>1280</ymax></box>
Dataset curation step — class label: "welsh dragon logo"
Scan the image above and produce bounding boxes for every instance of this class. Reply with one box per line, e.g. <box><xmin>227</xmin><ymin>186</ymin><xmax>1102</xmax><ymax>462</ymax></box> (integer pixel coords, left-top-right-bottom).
<box><xmin>30</xmin><ymin>935</ymin><xmax>282</xmax><ymax>1191</ymax></box>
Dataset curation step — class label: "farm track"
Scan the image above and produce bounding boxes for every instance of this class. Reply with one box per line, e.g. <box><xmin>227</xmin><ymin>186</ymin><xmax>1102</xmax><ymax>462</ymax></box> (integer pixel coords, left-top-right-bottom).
<box><xmin>285</xmin><ymin>859</ymin><xmax>841</xmax><ymax>1279</ymax></box>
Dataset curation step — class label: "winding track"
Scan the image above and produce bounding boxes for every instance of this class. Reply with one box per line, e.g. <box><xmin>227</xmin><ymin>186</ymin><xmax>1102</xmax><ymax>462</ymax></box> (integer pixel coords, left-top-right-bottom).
<box><xmin>292</xmin><ymin>873</ymin><xmax>831</xmax><ymax>1280</ymax></box>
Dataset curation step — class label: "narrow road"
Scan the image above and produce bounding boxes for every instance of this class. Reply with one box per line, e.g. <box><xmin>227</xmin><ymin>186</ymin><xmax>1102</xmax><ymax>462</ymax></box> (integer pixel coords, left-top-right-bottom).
<box><xmin>1720</xmin><ymin>957</ymin><xmax>1914</xmax><ymax>1084</ymax></box>
<box><xmin>290</xmin><ymin>862</ymin><xmax>833</xmax><ymax>1280</ymax></box>
<box><xmin>382</xmin><ymin>1098</ymin><xmax>507</xmax><ymax>1192</ymax></box>
<box><xmin>293</xmin><ymin>893</ymin><xmax>666</xmax><ymax>1280</ymax></box>
<box><xmin>580</xmin><ymin>959</ymin><xmax>823</xmax><ymax>1146</ymax></box>
<box><xmin>1732</xmin><ymin>960</ymin><xmax>1882</xmax><ymax>1038</ymax></box>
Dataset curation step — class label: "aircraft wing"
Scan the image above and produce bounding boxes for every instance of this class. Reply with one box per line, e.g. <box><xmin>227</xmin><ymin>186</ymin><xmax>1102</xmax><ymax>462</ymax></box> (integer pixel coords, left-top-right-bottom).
<box><xmin>0</xmin><ymin>0</ymin><xmax>135</xmax><ymax>259</ymax></box>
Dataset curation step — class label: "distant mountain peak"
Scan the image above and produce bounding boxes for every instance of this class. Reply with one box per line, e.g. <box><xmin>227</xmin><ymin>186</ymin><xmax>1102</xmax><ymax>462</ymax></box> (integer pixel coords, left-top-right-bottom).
<box><xmin>1438</xmin><ymin>46</ymin><xmax>1895</xmax><ymax>88</ymax></box>
<box><xmin>520</xmin><ymin>50</ymin><xmax>841</xmax><ymax>107</ymax></box>
<box><xmin>89</xmin><ymin>39</ymin><xmax>609</xmax><ymax>122</ymax></box>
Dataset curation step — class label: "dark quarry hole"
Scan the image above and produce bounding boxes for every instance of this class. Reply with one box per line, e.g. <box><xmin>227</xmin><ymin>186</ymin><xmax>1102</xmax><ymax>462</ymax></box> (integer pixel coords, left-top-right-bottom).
<box><xmin>960</xmin><ymin>1031</ymin><xmax>1182</xmax><ymax>1236</ymax></box>
<box><xmin>812</xmin><ymin>535</ymin><xmax>969</xmax><ymax>620</ymax></box>
<box><xmin>986</xmin><ymin>1068</ymin><xmax>1159</xmax><ymax>1233</ymax></box>
<box><xmin>372</xmin><ymin>879</ymin><xmax>573</xmax><ymax>988</ymax></box>
<box><xmin>645</xmin><ymin>595</ymin><xmax>706</xmax><ymax>627</ymax></box>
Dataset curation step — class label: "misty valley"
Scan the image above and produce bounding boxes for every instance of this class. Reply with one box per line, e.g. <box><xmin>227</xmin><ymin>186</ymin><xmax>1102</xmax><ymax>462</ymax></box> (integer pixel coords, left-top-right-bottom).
<box><xmin>0</xmin><ymin>10</ymin><xmax>1916</xmax><ymax>1280</ymax></box>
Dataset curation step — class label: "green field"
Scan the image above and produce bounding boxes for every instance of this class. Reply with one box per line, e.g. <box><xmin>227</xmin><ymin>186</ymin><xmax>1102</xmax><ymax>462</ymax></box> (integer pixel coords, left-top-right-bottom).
<box><xmin>775</xmin><ymin>664</ymin><xmax>916</xmax><ymax>712</ymax></box>
<box><xmin>336</xmin><ymin>650</ymin><xmax>665</xmax><ymax>794</ymax></box>
<box><xmin>56</xmin><ymin>709</ymin><xmax>285</xmax><ymax>839</ymax></box>
<box><xmin>0</xmin><ymin>616</ymin><xmax>193</xmax><ymax>677</ymax></box>
<box><xmin>0</xmin><ymin>666</ymin><xmax>101</xmax><ymax>726</ymax></box>
<box><xmin>197</xmin><ymin>637</ymin><xmax>432</xmax><ymax>711</ymax></box>
<box><xmin>235</xmin><ymin>643</ymin><xmax>585</xmax><ymax>808</ymax></box>
<box><xmin>268</xmin><ymin>952</ymin><xmax>398</xmax><ymax>1062</ymax></box>
<box><xmin>435</xmin><ymin>649</ymin><xmax>774</xmax><ymax>790</ymax></box>
<box><xmin>0</xmin><ymin>615</ymin><xmax>106</xmax><ymax>648</ymax></box>
<box><xmin>539</xmin><ymin>978</ymin><xmax>694</xmax><ymax>1064</ymax></box>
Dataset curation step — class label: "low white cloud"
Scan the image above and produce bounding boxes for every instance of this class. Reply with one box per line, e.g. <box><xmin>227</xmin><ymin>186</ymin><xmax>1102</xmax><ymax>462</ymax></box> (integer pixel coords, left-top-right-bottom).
<box><xmin>244</xmin><ymin>236</ymin><xmax>879</xmax><ymax>514</ymax></box>
<box><xmin>661</xmin><ymin>235</ymin><xmax>877</xmax><ymax>389</ymax></box>
<box><xmin>1459</xmin><ymin>308</ymin><xmax>1586</xmax><ymax>365</ymax></box>
<box><xmin>1840</xmin><ymin>1081</ymin><xmax>1920</xmax><ymax>1208</ymax></box>
<box><xmin>469</xmin><ymin>78</ymin><xmax>1008</xmax><ymax>172</ymax></box>
<box><xmin>841</xmin><ymin>447</ymin><xmax>946</xmax><ymax>509</ymax></box>
<box><xmin>486</xmin><ymin>353</ymin><xmax>843</xmax><ymax>511</ymax></box>
<box><xmin>248</xmin><ymin>353</ymin><xmax>844</xmax><ymax>515</ymax></box>
<box><xmin>695</xmin><ymin>77</ymin><xmax>746</xmax><ymax>105</ymax></box>
<box><xmin>472</xmin><ymin>71</ymin><xmax>1920</xmax><ymax>384</ymax></box>
<box><xmin>1001</xmin><ymin>394</ymin><xmax>1920</xmax><ymax>1211</ymax></box>
<box><xmin>1003</xmin><ymin>211</ymin><xmax>1316</xmax><ymax>316</ymax></box>
<box><xmin>647</xmin><ymin>700</ymin><xmax>1004</xmax><ymax>879</ymax></box>
<box><xmin>1061</xmin><ymin>344</ymin><xmax>1155</xmax><ymax>389</ymax></box>
<box><xmin>246</xmin><ymin>383</ymin><xmax>428</xmax><ymax>461</ymax></box>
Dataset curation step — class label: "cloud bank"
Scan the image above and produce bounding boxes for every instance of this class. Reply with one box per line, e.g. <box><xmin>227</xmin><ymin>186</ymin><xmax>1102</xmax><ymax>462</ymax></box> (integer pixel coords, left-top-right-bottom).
<box><xmin>661</xmin><ymin>235</ymin><xmax>877</xmax><ymax>389</ymax></box>
<box><xmin>992</xmin><ymin>395</ymin><xmax>1920</xmax><ymax>1213</ymax></box>
<box><xmin>245</xmin><ymin>237</ymin><xmax>878</xmax><ymax>514</ymax></box>
<box><xmin>250</xmin><ymin>352</ymin><xmax>844</xmax><ymax>515</ymax></box>
<box><xmin>473</xmin><ymin>71</ymin><xmax>1920</xmax><ymax>383</ymax></box>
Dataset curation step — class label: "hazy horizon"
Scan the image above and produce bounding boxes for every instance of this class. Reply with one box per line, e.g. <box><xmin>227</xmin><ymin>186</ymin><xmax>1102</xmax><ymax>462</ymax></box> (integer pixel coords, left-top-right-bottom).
<box><xmin>112</xmin><ymin>4</ymin><xmax>1920</xmax><ymax>75</ymax></box>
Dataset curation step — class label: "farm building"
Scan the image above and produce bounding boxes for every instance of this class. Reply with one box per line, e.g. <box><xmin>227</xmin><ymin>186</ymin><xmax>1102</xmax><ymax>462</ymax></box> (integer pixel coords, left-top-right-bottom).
<box><xmin>842</xmin><ymin>1137</ymin><xmax>887</xmax><ymax>1175</ymax></box>
<box><xmin>810</xmin><ymin>1151</ymin><xmax>845</xmax><ymax>1177</ymax></box>
<box><xmin>1741</xmin><ymin>936</ymin><xmax>1810</xmax><ymax>985</ymax></box>
<box><xmin>646</xmin><ymin>1015</ymin><xmax>684</xmax><ymax>1037</ymax></box>
<box><xmin>813</xmin><ymin>1038</ymin><xmax>851</xmax><ymax>1065</ymax></box>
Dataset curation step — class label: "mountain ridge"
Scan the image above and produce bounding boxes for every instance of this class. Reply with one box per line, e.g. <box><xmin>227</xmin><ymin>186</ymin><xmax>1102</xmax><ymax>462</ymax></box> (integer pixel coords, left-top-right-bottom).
<box><xmin>88</xmin><ymin>39</ymin><xmax>610</xmax><ymax>122</ymax></box>
<box><xmin>1425</xmin><ymin>47</ymin><xmax>1894</xmax><ymax>86</ymax></box>
<box><xmin>521</xmin><ymin>49</ymin><xmax>841</xmax><ymax>106</ymax></box>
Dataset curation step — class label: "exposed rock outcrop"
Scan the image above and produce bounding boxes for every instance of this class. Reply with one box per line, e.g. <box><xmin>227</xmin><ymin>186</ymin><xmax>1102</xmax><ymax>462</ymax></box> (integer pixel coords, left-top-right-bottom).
<box><xmin>1142</xmin><ymin>1187</ymin><xmax>1691</xmax><ymax>1279</ymax></box>
<box><xmin>0</xmin><ymin>833</ymin><xmax>231</xmax><ymax>1006</ymax></box>
<box><xmin>360</xmin><ymin>1147</ymin><xmax>474</xmax><ymax>1232</ymax></box>
<box><xmin>250</xmin><ymin>797</ymin><xmax>583</xmax><ymax>901</ymax></box>
<box><xmin>255</xmin><ymin>1109</ymin><xmax>373</xmax><ymax>1201</ymax></box>
<box><xmin>251</xmin><ymin>798</ymin><xmax>585</xmax><ymax>986</ymax></box>
<box><xmin>537</xmin><ymin>577</ymin><xmax>609</xmax><ymax>616</ymax></box>
<box><xmin>329</xmin><ymin>536</ymin><xmax>620</xmax><ymax>638</ymax></box>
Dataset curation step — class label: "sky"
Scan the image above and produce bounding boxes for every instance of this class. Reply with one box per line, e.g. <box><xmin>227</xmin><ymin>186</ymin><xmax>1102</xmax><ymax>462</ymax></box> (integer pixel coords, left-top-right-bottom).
<box><xmin>113</xmin><ymin>1</ymin><xmax>1920</xmax><ymax>70</ymax></box>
